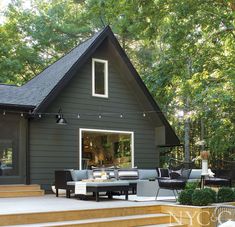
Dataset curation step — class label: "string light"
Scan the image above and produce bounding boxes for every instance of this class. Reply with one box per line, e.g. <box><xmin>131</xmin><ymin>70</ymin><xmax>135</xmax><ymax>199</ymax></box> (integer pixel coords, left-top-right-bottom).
<box><xmin>0</xmin><ymin>109</ymin><xmax>166</xmax><ymax>119</ymax></box>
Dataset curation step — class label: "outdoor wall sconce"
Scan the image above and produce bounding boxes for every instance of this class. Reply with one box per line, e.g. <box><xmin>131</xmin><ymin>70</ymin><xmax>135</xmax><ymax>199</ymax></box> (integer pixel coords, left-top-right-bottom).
<box><xmin>56</xmin><ymin>108</ymin><xmax>67</xmax><ymax>125</ymax></box>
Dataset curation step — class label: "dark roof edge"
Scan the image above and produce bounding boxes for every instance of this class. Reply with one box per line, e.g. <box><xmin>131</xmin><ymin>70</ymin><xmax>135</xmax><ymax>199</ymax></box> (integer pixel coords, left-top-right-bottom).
<box><xmin>0</xmin><ymin>84</ymin><xmax>19</xmax><ymax>87</ymax></box>
<box><xmin>0</xmin><ymin>103</ymin><xmax>35</xmax><ymax>111</ymax></box>
<box><xmin>33</xmin><ymin>26</ymin><xmax>111</xmax><ymax>114</ymax></box>
<box><xmin>106</xmin><ymin>29</ymin><xmax>180</xmax><ymax>145</ymax></box>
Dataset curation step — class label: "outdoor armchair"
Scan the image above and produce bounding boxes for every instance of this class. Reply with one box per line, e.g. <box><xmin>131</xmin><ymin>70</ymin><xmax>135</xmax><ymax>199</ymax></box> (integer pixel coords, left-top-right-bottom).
<box><xmin>156</xmin><ymin>159</ymin><xmax>192</xmax><ymax>200</ymax></box>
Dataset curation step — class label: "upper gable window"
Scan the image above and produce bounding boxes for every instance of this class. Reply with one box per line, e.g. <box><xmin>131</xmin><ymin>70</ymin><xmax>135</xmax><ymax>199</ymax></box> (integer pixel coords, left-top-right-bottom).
<box><xmin>92</xmin><ymin>58</ymin><xmax>108</xmax><ymax>98</ymax></box>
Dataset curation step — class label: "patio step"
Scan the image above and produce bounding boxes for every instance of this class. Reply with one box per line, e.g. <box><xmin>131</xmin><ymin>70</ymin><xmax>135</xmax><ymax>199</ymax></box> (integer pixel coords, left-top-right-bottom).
<box><xmin>139</xmin><ymin>223</ymin><xmax>187</xmax><ymax>227</ymax></box>
<box><xmin>0</xmin><ymin>205</ymin><xmax>163</xmax><ymax>226</ymax></box>
<box><xmin>0</xmin><ymin>184</ymin><xmax>41</xmax><ymax>191</ymax></box>
<box><xmin>5</xmin><ymin>213</ymin><xmax>174</xmax><ymax>227</ymax></box>
<box><xmin>0</xmin><ymin>184</ymin><xmax>44</xmax><ymax>198</ymax></box>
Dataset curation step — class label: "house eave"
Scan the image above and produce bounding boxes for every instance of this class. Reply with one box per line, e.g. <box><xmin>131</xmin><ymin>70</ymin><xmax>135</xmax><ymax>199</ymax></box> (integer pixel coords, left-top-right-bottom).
<box><xmin>0</xmin><ymin>103</ymin><xmax>35</xmax><ymax>111</ymax></box>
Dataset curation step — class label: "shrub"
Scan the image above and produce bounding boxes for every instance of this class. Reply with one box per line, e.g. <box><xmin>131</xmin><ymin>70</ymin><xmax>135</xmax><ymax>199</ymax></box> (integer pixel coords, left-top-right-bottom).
<box><xmin>217</xmin><ymin>187</ymin><xmax>234</xmax><ymax>203</ymax></box>
<box><xmin>185</xmin><ymin>181</ymin><xmax>199</xmax><ymax>190</ymax></box>
<box><xmin>203</xmin><ymin>188</ymin><xmax>217</xmax><ymax>203</ymax></box>
<box><xmin>178</xmin><ymin>189</ymin><xmax>194</xmax><ymax>205</ymax></box>
<box><xmin>192</xmin><ymin>189</ymin><xmax>212</xmax><ymax>206</ymax></box>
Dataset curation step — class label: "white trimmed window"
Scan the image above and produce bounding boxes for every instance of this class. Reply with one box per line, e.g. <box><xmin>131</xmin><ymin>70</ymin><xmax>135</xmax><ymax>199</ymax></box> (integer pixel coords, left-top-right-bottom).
<box><xmin>92</xmin><ymin>58</ymin><xmax>108</xmax><ymax>98</ymax></box>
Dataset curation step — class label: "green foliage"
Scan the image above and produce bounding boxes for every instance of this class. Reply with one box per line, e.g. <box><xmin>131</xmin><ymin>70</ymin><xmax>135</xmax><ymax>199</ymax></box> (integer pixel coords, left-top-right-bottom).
<box><xmin>203</xmin><ymin>188</ymin><xmax>217</xmax><ymax>204</ymax></box>
<box><xmin>185</xmin><ymin>181</ymin><xmax>199</xmax><ymax>190</ymax></box>
<box><xmin>178</xmin><ymin>189</ymin><xmax>194</xmax><ymax>205</ymax></box>
<box><xmin>217</xmin><ymin>187</ymin><xmax>235</xmax><ymax>203</ymax></box>
<box><xmin>0</xmin><ymin>0</ymin><xmax>234</xmax><ymax>160</ymax></box>
<box><xmin>192</xmin><ymin>189</ymin><xmax>213</xmax><ymax>206</ymax></box>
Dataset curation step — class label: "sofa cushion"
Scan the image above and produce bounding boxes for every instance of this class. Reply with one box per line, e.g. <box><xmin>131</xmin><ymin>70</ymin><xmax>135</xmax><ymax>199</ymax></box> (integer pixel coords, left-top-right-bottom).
<box><xmin>181</xmin><ymin>168</ymin><xmax>192</xmax><ymax>179</ymax></box>
<box><xmin>138</xmin><ymin>169</ymin><xmax>158</xmax><ymax>180</ymax></box>
<box><xmin>189</xmin><ymin>169</ymin><xmax>202</xmax><ymax>179</ymax></box>
<box><xmin>117</xmin><ymin>169</ymin><xmax>139</xmax><ymax>180</ymax></box>
<box><xmin>70</xmin><ymin>170</ymin><xmax>88</xmax><ymax>181</ymax></box>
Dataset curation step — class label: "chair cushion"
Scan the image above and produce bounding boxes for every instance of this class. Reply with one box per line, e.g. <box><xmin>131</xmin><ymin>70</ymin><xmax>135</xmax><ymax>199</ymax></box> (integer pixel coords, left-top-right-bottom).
<box><xmin>157</xmin><ymin>168</ymin><xmax>169</xmax><ymax>178</ymax></box>
<box><xmin>169</xmin><ymin>171</ymin><xmax>181</xmax><ymax>179</ymax></box>
<box><xmin>205</xmin><ymin>177</ymin><xmax>231</xmax><ymax>187</ymax></box>
<box><xmin>138</xmin><ymin>169</ymin><xmax>158</xmax><ymax>180</ymax></box>
<box><xmin>158</xmin><ymin>178</ymin><xmax>186</xmax><ymax>189</ymax></box>
<box><xmin>189</xmin><ymin>169</ymin><xmax>202</xmax><ymax>179</ymax></box>
<box><xmin>70</xmin><ymin>170</ymin><xmax>88</xmax><ymax>181</ymax></box>
<box><xmin>117</xmin><ymin>169</ymin><xmax>139</xmax><ymax>180</ymax></box>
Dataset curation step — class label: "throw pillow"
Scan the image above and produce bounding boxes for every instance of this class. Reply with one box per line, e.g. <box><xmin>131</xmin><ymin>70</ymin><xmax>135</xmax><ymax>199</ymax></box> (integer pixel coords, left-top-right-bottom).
<box><xmin>157</xmin><ymin>168</ymin><xmax>169</xmax><ymax>178</ymax></box>
<box><xmin>117</xmin><ymin>169</ymin><xmax>139</xmax><ymax>180</ymax></box>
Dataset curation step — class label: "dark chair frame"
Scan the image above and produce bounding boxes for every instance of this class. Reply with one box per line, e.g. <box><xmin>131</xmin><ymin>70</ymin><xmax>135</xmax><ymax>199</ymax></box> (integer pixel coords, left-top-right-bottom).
<box><xmin>156</xmin><ymin>158</ymin><xmax>192</xmax><ymax>200</ymax></box>
<box><xmin>54</xmin><ymin>170</ymin><xmax>74</xmax><ymax>198</ymax></box>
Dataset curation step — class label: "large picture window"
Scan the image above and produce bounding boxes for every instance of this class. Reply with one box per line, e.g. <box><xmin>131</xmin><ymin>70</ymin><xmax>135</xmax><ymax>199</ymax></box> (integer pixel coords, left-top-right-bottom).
<box><xmin>79</xmin><ymin>129</ymin><xmax>134</xmax><ymax>169</ymax></box>
<box><xmin>92</xmin><ymin>58</ymin><xmax>108</xmax><ymax>98</ymax></box>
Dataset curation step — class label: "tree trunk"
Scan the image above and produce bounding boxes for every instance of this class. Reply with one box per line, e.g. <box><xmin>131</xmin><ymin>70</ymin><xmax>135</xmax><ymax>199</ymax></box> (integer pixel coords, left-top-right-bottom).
<box><xmin>200</xmin><ymin>118</ymin><xmax>205</xmax><ymax>150</ymax></box>
<box><xmin>184</xmin><ymin>97</ymin><xmax>190</xmax><ymax>162</ymax></box>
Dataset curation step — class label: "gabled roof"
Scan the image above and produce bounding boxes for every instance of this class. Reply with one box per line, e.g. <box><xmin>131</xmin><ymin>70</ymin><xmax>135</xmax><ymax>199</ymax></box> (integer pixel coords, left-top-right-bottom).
<box><xmin>0</xmin><ymin>28</ymin><xmax>104</xmax><ymax>109</ymax></box>
<box><xmin>0</xmin><ymin>26</ymin><xmax>180</xmax><ymax>144</ymax></box>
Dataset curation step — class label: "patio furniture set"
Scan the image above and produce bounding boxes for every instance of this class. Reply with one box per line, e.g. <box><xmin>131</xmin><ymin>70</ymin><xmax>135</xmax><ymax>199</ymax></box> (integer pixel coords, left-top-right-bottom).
<box><xmin>55</xmin><ymin>164</ymin><xmax>232</xmax><ymax>202</ymax></box>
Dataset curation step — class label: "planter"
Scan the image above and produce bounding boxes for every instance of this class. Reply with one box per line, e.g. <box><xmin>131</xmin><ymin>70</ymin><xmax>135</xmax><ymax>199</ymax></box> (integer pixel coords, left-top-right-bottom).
<box><xmin>161</xmin><ymin>204</ymin><xmax>216</xmax><ymax>227</ymax></box>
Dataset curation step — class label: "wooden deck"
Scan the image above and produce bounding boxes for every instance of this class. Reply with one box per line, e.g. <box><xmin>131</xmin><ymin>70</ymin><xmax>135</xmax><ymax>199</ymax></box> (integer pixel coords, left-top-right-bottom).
<box><xmin>0</xmin><ymin>194</ymin><xmax>186</xmax><ymax>227</ymax></box>
<box><xmin>0</xmin><ymin>184</ymin><xmax>44</xmax><ymax>198</ymax></box>
<box><xmin>0</xmin><ymin>193</ymin><xmax>220</xmax><ymax>227</ymax></box>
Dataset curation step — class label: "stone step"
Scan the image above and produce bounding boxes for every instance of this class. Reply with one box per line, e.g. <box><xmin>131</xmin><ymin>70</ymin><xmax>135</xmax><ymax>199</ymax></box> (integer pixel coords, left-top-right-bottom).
<box><xmin>7</xmin><ymin>213</ymin><xmax>172</xmax><ymax>227</ymax></box>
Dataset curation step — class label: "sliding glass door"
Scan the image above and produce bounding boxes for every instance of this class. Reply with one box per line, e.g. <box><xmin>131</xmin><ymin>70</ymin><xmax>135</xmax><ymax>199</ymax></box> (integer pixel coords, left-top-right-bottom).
<box><xmin>0</xmin><ymin>115</ymin><xmax>26</xmax><ymax>184</ymax></box>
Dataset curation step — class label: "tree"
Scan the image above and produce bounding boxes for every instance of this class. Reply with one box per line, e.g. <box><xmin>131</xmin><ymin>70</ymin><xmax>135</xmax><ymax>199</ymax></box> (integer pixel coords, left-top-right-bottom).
<box><xmin>0</xmin><ymin>0</ymin><xmax>234</xmax><ymax>161</ymax></box>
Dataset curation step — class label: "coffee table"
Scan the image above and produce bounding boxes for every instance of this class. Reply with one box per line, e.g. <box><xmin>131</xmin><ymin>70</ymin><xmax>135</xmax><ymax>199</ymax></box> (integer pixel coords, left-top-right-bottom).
<box><xmin>67</xmin><ymin>180</ymin><xmax>130</xmax><ymax>202</ymax></box>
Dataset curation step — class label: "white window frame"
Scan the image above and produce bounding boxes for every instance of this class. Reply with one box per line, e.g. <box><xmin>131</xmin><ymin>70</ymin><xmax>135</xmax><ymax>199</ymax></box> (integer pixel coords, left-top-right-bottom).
<box><xmin>92</xmin><ymin>58</ymin><xmax>108</xmax><ymax>98</ymax></box>
<box><xmin>79</xmin><ymin>128</ymin><xmax>134</xmax><ymax>170</ymax></box>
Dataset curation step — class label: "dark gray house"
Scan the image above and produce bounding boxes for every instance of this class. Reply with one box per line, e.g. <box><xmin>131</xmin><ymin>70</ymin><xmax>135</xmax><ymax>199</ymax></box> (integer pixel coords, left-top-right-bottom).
<box><xmin>0</xmin><ymin>26</ymin><xmax>180</xmax><ymax>189</ymax></box>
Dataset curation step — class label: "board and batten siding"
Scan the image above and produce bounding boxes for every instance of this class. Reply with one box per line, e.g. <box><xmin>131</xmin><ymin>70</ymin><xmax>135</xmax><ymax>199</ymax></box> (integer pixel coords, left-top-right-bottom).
<box><xmin>29</xmin><ymin>40</ymin><xmax>162</xmax><ymax>188</ymax></box>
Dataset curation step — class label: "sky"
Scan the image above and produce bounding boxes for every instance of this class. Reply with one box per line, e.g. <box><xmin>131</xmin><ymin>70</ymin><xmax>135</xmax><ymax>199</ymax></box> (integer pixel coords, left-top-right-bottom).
<box><xmin>0</xmin><ymin>0</ymin><xmax>31</xmax><ymax>24</ymax></box>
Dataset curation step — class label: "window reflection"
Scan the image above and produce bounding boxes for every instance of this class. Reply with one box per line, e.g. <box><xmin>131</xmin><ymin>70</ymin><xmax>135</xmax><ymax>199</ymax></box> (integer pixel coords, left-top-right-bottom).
<box><xmin>0</xmin><ymin>118</ymin><xmax>19</xmax><ymax>176</ymax></box>
<box><xmin>82</xmin><ymin>130</ymin><xmax>132</xmax><ymax>169</ymax></box>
